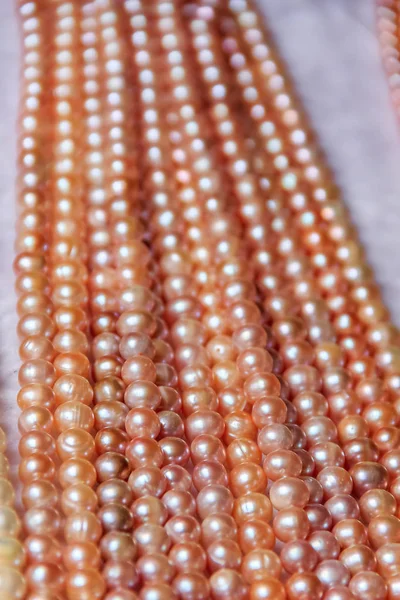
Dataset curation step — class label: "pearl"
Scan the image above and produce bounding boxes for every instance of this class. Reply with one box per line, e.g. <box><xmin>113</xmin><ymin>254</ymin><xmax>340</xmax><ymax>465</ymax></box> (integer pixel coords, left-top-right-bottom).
<box><xmin>273</xmin><ymin>507</ymin><xmax>310</xmax><ymax>542</ymax></box>
<box><xmin>242</xmin><ymin>549</ymin><xmax>281</xmax><ymax>583</ymax></box>
<box><xmin>169</xmin><ymin>542</ymin><xmax>207</xmax><ymax>573</ymax></box>
<box><xmin>309</xmin><ymin>531</ymin><xmax>341</xmax><ymax>561</ymax></box>
<box><xmin>281</xmin><ymin>540</ymin><xmax>318</xmax><ymax>573</ymax></box>
<box><xmin>340</xmin><ymin>544</ymin><xmax>377</xmax><ymax>575</ymax></box>
<box><xmin>333</xmin><ymin>519</ymin><xmax>368</xmax><ymax>548</ymax></box>
<box><xmin>286</xmin><ymin>572</ymin><xmax>324</xmax><ymax>600</ymax></box>
<box><xmin>314</xmin><ymin>559</ymin><xmax>350</xmax><ymax>588</ymax></box>
<box><xmin>348</xmin><ymin>571</ymin><xmax>387</xmax><ymax>600</ymax></box>
<box><xmin>269</xmin><ymin>477</ymin><xmax>310</xmax><ymax>509</ymax></box>
<box><xmin>233</xmin><ymin>493</ymin><xmax>273</xmax><ymax>525</ymax></box>
<box><xmin>209</xmin><ymin>568</ymin><xmax>248</xmax><ymax>599</ymax></box>
<box><xmin>249</xmin><ymin>578</ymin><xmax>286</xmax><ymax>600</ymax></box>
<box><xmin>173</xmin><ymin>572</ymin><xmax>210</xmax><ymax>599</ymax></box>
<box><xmin>136</xmin><ymin>553</ymin><xmax>175</xmax><ymax>584</ymax></box>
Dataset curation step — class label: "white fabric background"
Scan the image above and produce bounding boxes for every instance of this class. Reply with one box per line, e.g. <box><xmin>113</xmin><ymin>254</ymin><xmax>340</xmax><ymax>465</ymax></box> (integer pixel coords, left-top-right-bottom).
<box><xmin>2</xmin><ymin>0</ymin><xmax>400</xmax><ymax>473</ymax></box>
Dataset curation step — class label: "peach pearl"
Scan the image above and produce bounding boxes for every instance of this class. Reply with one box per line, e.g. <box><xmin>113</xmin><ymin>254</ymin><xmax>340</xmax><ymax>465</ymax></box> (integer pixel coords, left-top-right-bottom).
<box><xmin>340</xmin><ymin>544</ymin><xmax>377</xmax><ymax>575</ymax></box>
<box><xmin>281</xmin><ymin>540</ymin><xmax>318</xmax><ymax>574</ymax></box>
<box><xmin>244</xmin><ymin>372</ymin><xmax>281</xmax><ymax>403</ymax></box>
<box><xmin>224</xmin><ymin>411</ymin><xmax>257</xmax><ymax>444</ymax></box>
<box><xmin>15</xmin><ymin>4</ymin><xmax>400</xmax><ymax>600</ymax></box>
<box><xmin>286</xmin><ymin>572</ymin><xmax>323</xmax><ymax>600</ymax></box>
<box><xmin>241</xmin><ymin>549</ymin><xmax>281</xmax><ymax>583</ymax></box>
<box><xmin>197</xmin><ymin>485</ymin><xmax>234</xmax><ymax>520</ymax></box>
<box><xmin>350</xmin><ymin>462</ymin><xmax>389</xmax><ymax>497</ymax></box>
<box><xmin>249</xmin><ymin>578</ymin><xmax>286</xmax><ymax>600</ymax></box>
<box><xmin>269</xmin><ymin>477</ymin><xmax>310</xmax><ymax>509</ymax></box>
<box><xmin>273</xmin><ymin>507</ymin><xmax>310</xmax><ymax>542</ymax></box>
<box><xmin>348</xmin><ymin>571</ymin><xmax>387</xmax><ymax>600</ymax></box>
<box><xmin>207</xmin><ymin>539</ymin><xmax>242</xmax><ymax>572</ymax></box>
<box><xmin>226</xmin><ymin>438</ymin><xmax>261</xmax><ymax>467</ymax></box>
<box><xmin>136</xmin><ymin>553</ymin><xmax>175</xmax><ymax>584</ymax></box>
<box><xmin>173</xmin><ymin>572</ymin><xmax>210</xmax><ymax>599</ymax></box>
<box><xmin>201</xmin><ymin>513</ymin><xmax>238</xmax><ymax>548</ymax></box>
<box><xmin>257</xmin><ymin>424</ymin><xmax>293</xmax><ymax>455</ymax></box>
<box><xmin>251</xmin><ymin>396</ymin><xmax>287</xmax><ymax>428</ymax></box>
<box><xmin>169</xmin><ymin>542</ymin><xmax>207</xmax><ymax>574</ymax></box>
<box><xmin>387</xmin><ymin>574</ymin><xmax>400</xmax><ymax>600</ymax></box>
<box><xmin>309</xmin><ymin>531</ymin><xmax>341</xmax><ymax>561</ymax></box>
<box><xmin>332</xmin><ymin>519</ymin><xmax>367</xmax><ymax>548</ymax></box>
<box><xmin>165</xmin><ymin>515</ymin><xmax>201</xmax><ymax>545</ymax></box>
<box><xmin>100</xmin><ymin>532</ymin><xmax>137</xmax><ymax>563</ymax></box>
<box><xmin>209</xmin><ymin>568</ymin><xmax>248</xmax><ymax>599</ymax></box>
<box><xmin>325</xmin><ymin>494</ymin><xmax>361</xmax><ymax>523</ymax></box>
<box><xmin>128</xmin><ymin>467</ymin><xmax>167</xmax><ymax>500</ymax></box>
<box><xmin>233</xmin><ymin>493</ymin><xmax>273</xmax><ymax>525</ymax></box>
<box><xmin>162</xmin><ymin>466</ymin><xmax>192</xmax><ymax>492</ymax></box>
<box><xmin>193</xmin><ymin>461</ymin><xmax>228</xmax><ymax>491</ymax></box>
<box><xmin>134</xmin><ymin>524</ymin><xmax>171</xmax><ymax>556</ymax></box>
<box><xmin>359</xmin><ymin>489</ymin><xmax>396</xmax><ymax>522</ymax></box>
<box><xmin>66</xmin><ymin>569</ymin><xmax>106</xmax><ymax>600</ymax></box>
<box><xmin>317</xmin><ymin>466</ymin><xmax>353</xmax><ymax>498</ymax></box>
<box><xmin>263</xmin><ymin>450</ymin><xmax>302</xmax><ymax>481</ymax></box>
<box><xmin>369</xmin><ymin>515</ymin><xmax>400</xmax><ymax>548</ymax></box>
<box><xmin>229</xmin><ymin>463</ymin><xmax>267</xmax><ymax>496</ymax></box>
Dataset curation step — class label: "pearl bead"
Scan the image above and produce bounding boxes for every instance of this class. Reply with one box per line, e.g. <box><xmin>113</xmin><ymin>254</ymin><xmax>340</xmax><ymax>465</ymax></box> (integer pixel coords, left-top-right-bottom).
<box><xmin>281</xmin><ymin>540</ymin><xmax>318</xmax><ymax>574</ymax></box>
<box><xmin>286</xmin><ymin>572</ymin><xmax>323</xmax><ymax>600</ymax></box>
<box><xmin>249</xmin><ymin>578</ymin><xmax>286</xmax><ymax>600</ymax></box>
<box><xmin>340</xmin><ymin>544</ymin><xmax>377</xmax><ymax>575</ymax></box>
<box><xmin>173</xmin><ymin>572</ymin><xmax>210</xmax><ymax>599</ymax></box>
<box><xmin>0</xmin><ymin>566</ymin><xmax>26</xmax><ymax>599</ymax></box>
<box><xmin>241</xmin><ymin>549</ymin><xmax>281</xmax><ymax>583</ymax></box>
<box><xmin>233</xmin><ymin>493</ymin><xmax>272</xmax><ymax>525</ymax></box>
<box><xmin>269</xmin><ymin>477</ymin><xmax>310</xmax><ymax>509</ymax></box>
<box><xmin>209</xmin><ymin>568</ymin><xmax>248</xmax><ymax>599</ymax></box>
<box><xmin>348</xmin><ymin>571</ymin><xmax>387</xmax><ymax>600</ymax></box>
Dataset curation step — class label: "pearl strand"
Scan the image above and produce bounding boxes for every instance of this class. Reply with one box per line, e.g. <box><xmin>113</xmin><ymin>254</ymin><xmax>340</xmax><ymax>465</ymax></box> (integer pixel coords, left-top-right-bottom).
<box><xmin>0</xmin><ymin>427</ymin><xmax>26</xmax><ymax>600</ymax></box>
<box><xmin>15</xmin><ymin>1</ymin><xmax>68</xmax><ymax>598</ymax></box>
<box><xmin>47</xmin><ymin>3</ymin><xmax>105</xmax><ymax>597</ymax></box>
<box><xmin>377</xmin><ymin>1</ymin><xmax>400</xmax><ymax>120</ymax></box>
<box><xmin>81</xmin><ymin>4</ymin><xmax>137</xmax><ymax>598</ymax></box>
<box><xmin>50</xmin><ymin>2</ymin><xmax>111</xmax><ymax>598</ymax></box>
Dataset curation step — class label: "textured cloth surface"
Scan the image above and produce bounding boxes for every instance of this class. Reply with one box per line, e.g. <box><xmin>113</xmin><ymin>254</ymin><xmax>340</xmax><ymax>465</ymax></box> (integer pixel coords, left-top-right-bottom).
<box><xmin>2</xmin><ymin>0</ymin><xmax>400</xmax><ymax>472</ymax></box>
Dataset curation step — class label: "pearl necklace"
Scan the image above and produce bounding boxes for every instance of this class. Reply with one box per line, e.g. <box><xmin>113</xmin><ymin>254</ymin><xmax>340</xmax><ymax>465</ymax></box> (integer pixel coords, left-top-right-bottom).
<box><xmin>6</xmin><ymin>0</ymin><xmax>400</xmax><ymax>599</ymax></box>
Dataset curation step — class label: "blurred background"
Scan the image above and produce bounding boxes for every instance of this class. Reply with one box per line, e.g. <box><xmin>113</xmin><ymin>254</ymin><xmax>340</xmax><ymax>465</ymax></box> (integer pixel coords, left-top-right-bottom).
<box><xmin>1</xmin><ymin>0</ymin><xmax>400</xmax><ymax>460</ymax></box>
